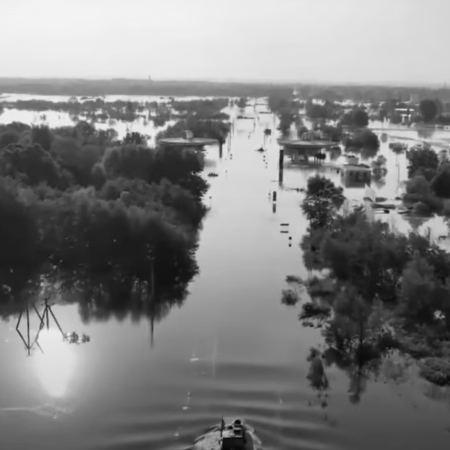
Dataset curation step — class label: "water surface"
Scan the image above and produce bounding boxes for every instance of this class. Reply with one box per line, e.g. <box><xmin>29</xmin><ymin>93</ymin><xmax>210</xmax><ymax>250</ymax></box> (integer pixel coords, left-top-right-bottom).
<box><xmin>0</xmin><ymin>99</ymin><xmax>450</xmax><ymax>450</ymax></box>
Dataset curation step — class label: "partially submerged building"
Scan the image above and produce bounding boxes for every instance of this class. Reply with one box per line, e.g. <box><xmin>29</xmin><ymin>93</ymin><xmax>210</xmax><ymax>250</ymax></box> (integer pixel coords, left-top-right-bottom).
<box><xmin>340</xmin><ymin>163</ymin><xmax>372</xmax><ymax>186</ymax></box>
<box><xmin>158</xmin><ymin>130</ymin><xmax>217</xmax><ymax>151</ymax></box>
<box><xmin>277</xmin><ymin>138</ymin><xmax>337</xmax><ymax>163</ymax></box>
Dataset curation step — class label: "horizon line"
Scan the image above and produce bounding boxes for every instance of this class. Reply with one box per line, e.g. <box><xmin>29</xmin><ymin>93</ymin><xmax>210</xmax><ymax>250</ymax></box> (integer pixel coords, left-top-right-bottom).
<box><xmin>0</xmin><ymin>76</ymin><xmax>446</xmax><ymax>89</ymax></box>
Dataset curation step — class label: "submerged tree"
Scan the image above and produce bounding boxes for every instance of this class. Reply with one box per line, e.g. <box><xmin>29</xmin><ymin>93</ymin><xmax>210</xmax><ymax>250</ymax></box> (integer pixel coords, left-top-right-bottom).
<box><xmin>31</xmin><ymin>125</ymin><xmax>53</xmax><ymax>152</ymax></box>
<box><xmin>407</xmin><ymin>146</ymin><xmax>439</xmax><ymax>180</ymax></box>
<box><xmin>430</xmin><ymin>163</ymin><xmax>450</xmax><ymax>198</ymax></box>
<box><xmin>0</xmin><ymin>121</ymin><xmax>208</xmax><ymax>329</ymax></box>
<box><xmin>419</xmin><ymin>99</ymin><xmax>438</xmax><ymax>123</ymax></box>
<box><xmin>301</xmin><ymin>176</ymin><xmax>345</xmax><ymax>229</ymax></box>
<box><xmin>285</xmin><ymin>199</ymin><xmax>450</xmax><ymax>387</ymax></box>
<box><xmin>157</xmin><ymin>117</ymin><xmax>230</xmax><ymax>155</ymax></box>
<box><xmin>340</xmin><ymin>108</ymin><xmax>369</xmax><ymax>128</ymax></box>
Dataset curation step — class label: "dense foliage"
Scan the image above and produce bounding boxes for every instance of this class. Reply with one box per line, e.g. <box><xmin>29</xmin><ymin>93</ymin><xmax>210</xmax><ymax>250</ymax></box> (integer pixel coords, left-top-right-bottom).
<box><xmin>407</xmin><ymin>145</ymin><xmax>439</xmax><ymax>179</ymax></box>
<box><xmin>340</xmin><ymin>108</ymin><xmax>369</xmax><ymax>128</ymax></box>
<box><xmin>170</xmin><ymin>98</ymin><xmax>229</xmax><ymax>120</ymax></box>
<box><xmin>284</xmin><ymin>174</ymin><xmax>450</xmax><ymax>390</ymax></box>
<box><xmin>157</xmin><ymin>117</ymin><xmax>230</xmax><ymax>151</ymax></box>
<box><xmin>402</xmin><ymin>145</ymin><xmax>450</xmax><ymax>216</ymax></box>
<box><xmin>419</xmin><ymin>99</ymin><xmax>438</xmax><ymax>123</ymax></box>
<box><xmin>301</xmin><ymin>176</ymin><xmax>345</xmax><ymax>229</ymax></box>
<box><xmin>0</xmin><ymin>121</ymin><xmax>208</xmax><ymax>322</ymax></box>
<box><xmin>305</xmin><ymin>99</ymin><xmax>341</xmax><ymax>121</ymax></box>
<box><xmin>344</xmin><ymin>129</ymin><xmax>380</xmax><ymax>158</ymax></box>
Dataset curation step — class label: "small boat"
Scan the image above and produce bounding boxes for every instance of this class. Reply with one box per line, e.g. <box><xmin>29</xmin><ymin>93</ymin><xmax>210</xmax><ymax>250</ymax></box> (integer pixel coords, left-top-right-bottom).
<box><xmin>193</xmin><ymin>417</ymin><xmax>261</xmax><ymax>450</ymax></box>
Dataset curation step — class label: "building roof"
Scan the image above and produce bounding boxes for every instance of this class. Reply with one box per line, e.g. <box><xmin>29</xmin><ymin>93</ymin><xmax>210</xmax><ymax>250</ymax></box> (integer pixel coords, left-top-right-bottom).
<box><xmin>278</xmin><ymin>139</ymin><xmax>336</xmax><ymax>150</ymax></box>
<box><xmin>158</xmin><ymin>137</ymin><xmax>217</xmax><ymax>147</ymax></box>
<box><xmin>341</xmin><ymin>164</ymin><xmax>371</xmax><ymax>172</ymax></box>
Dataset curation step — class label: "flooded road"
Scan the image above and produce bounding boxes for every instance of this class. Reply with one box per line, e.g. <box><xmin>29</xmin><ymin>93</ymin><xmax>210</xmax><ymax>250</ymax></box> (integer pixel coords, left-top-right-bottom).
<box><xmin>1</xmin><ymin>101</ymin><xmax>450</xmax><ymax>450</ymax></box>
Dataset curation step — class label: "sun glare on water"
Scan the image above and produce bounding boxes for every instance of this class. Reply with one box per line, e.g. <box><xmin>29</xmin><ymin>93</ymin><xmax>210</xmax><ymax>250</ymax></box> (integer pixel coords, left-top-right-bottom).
<box><xmin>33</xmin><ymin>329</ymin><xmax>77</xmax><ymax>398</ymax></box>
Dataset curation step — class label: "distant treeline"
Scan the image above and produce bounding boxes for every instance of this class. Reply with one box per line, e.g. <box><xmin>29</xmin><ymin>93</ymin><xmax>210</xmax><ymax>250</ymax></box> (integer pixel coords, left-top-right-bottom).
<box><xmin>2</xmin><ymin>78</ymin><xmax>450</xmax><ymax>103</ymax></box>
<box><xmin>0</xmin><ymin>97</ymin><xmax>230</xmax><ymax>123</ymax></box>
<box><xmin>0</xmin><ymin>78</ymin><xmax>292</xmax><ymax>98</ymax></box>
<box><xmin>296</xmin><ymin>84</ymin><xmax>450</xmax><ymax>104</ymax></box>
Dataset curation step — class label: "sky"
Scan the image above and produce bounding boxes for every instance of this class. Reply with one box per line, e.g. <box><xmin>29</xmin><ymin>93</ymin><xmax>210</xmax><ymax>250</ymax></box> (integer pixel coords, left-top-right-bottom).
<box><xmin>1</xmin><ymin>0</ymin><xmax>449</xmax><ymax>85</ymax></box>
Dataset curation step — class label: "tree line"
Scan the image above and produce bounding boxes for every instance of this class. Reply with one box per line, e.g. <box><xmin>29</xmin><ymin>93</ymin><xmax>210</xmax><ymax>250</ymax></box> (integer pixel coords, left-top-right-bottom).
<box><xmin>0</xmin><ymin>119</ymin><xmax>216</xmax><ymax>324</ymax></box>
<box><xmin>283</xmin><ymin>174</ymin><xmax>450</xmax><ymax>393</ymax></box>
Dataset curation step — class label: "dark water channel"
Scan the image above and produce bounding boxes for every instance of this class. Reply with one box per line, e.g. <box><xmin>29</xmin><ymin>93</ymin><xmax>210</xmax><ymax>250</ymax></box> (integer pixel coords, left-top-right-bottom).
<box><xmin>0</xmin><ymin>102</ymin><xmax>450</xmax><ymax>450</ymax></box>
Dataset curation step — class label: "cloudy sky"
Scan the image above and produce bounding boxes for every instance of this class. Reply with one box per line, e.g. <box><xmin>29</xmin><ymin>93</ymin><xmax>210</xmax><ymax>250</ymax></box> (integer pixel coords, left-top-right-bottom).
<box><xmin>1</xmin><ymin>0</ymin><xmax>449</xmax><ymax>85</ymax></box>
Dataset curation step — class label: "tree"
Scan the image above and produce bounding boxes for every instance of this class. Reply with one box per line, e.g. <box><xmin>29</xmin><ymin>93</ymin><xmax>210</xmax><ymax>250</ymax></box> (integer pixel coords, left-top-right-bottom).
<box><xmin>345</xmin><ymin>129</ymin><xmax>380</xmax><ymax>154</ymax></box>
<box><xmin>420</xmin><ymin>99</ymin><xmax>438</xmax><ymax>122</ymax></box>
<box><xmin>320</xmin><ymin>125</ymin><xmax>343</xmax><ymax>142</ymax></box>
<box><xmin>0</xmin><ymin>130</ymin><xmax>20</xmax><ymax>149</ymax></box>
<box><xmin>341</xmin><ymin>108</ymin><xmax>369</xmax><ymax>128</ymax></box>
<box><xmin>91</xmin><ymin>163</ymin><xmax>107</xmax><ymax>190</ymax></box>
<box><xmin>430</xmin><ymin>163</ymin><xmax>450</xmax><ymax>198</ymax></box>
<box><xmin>306</xmin><ymin>175</ymin><xmax>345</xmax><ymax>208</ymax></box>
<box><xmin>237</xmin><ymin>97</ymin><xmax>247</xmax><ymax>109</ymax></box>
<box><xmin>305</xmin><ymin>101</ymin><xmax>327</xmax><ymax>119</ymax></box>
<box><xmin>157</xmin><ymin>118</ymin><xmax>230</xmax><ymax>155</ymax></box>
<box><xmin>123</xmin><ymin>132</ymin><xmax>148</xmax><ymax>145</ymax></box>
<box><xmin>74</xmin><ymin>121</ymin><xmax>96</xmax><ymax>144</ymax></box>
<box><xmin>302</xmin><ymin>176</ymin><xmax>345</xmax><ymax>229</ymax></box>
<box><xmin>103</xmin><ymin>145</ymin><xmax>208</xmax><ymax>202</ymax></box>
<box><xmin>318</xmin><ymin>213</ymin><xmax>410</xmax><ymax>304</ymax></box>
<box><xmin>31</xmin><ymin>125</ymin><xmax>53</xmax><ymax>151</ymax></box>
<box><xmin>286</xmin><ymin>199</ymin><xmax>450</xmax><ymax>386</ymax></box>
<box><xmin>406</xmin><ymin>175</ymin><xmax>430</xmax><ymax>197</ymax></box>
<box><xmin>353</xmin><ymin>109</ymin><xmax>369</xmax><ymax>127</ymax></box>
<box><xmin>268</xmin><ymin>89</ymin><xmax>292</xmax><ymax>115</ymax></box>
<box><xmin>88</xmin><ymin>128</ymin><xmax>119</xmax><ymax>147</ymax></box>
<box><xmin>399</xmin><ymin>255</ymin><xmax>439</xmax><ymax>326</ymax></box>
<box><xmin>278</xmin><ymin>111</ymin><xmax>294</xmax><ymax>137</ymax></box>
<box><xmin>0</xmin><ymin>124</ymin><xmax>206</xmax><ymax>326</ymax></box>
<box><xmin>407</xmin><ymin>147</ymin><xmax>438</xmax><ymax>179</ymax></box>
<box><xmin>0</xmin><ymin>183</ymin><xmax>40</xmax><ymax>271</ymax></box>
<box><xmin>51</xmin><ymin>137</ymin><xmax>102</xmax><ymax>186</ymax></box>
<box><xmin>0</xmin><ymin>143</ymin><xmax>61</xmax><ymax>188</ymax></box>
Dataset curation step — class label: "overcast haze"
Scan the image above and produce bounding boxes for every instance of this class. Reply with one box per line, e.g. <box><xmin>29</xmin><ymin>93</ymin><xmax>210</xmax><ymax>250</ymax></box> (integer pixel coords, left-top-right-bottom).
<box><xmin>1</xmin><ymin>0</ymin><xmax>449</xmax><ymax>85</ymax></box>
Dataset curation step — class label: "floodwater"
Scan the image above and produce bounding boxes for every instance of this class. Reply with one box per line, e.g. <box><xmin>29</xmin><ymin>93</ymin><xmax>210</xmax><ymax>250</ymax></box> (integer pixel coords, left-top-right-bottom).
<box><xmin>1</xmin><ymin>99</ymin><xmax>450</xmax><ymax>450</ymax></box>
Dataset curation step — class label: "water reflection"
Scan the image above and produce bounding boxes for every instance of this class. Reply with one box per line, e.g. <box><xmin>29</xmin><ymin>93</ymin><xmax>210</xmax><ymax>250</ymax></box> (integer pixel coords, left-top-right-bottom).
<box><xmin>11</xmin><ymin>299</ymin><xmax>87</xmax><ymax>398</ymax></box>
<box><xmin>15</xmin><ymin>306</ymin><xmax>43</xmax><ymax>355</ymax></box>
<box><xmin>34</xmin><ymin>328</ymin><xmax>76</xmax><ymax>398</ymax></box>
<box><xmin>3</xmin><ymin>95</ymin><xmax>450</xmax><ymax>450</ymax></box>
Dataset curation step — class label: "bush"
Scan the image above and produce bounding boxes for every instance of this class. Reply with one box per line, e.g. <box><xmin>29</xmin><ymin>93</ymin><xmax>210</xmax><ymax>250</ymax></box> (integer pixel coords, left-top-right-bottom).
<box><xmin>300</xmin><ymin>301</ymin><xmax>331</xmax><ymax>320</ymax></box>
<box><xmin>419</xmin><ymin>357</ymin><xmax>450</xmax><ymax>386</ymax></box>
<box><xmin>306</xmin><ymin>175</ymin><xmax>345</xmax><ymax>208</ymax></box>
<box><xmin>407</xmin><ymin>147</ymin><xmax>438</xmax><ymax>179</ymax></box>
<box><xmin>0</xmin><ymin>130</ymin><xmax>20</xmax><ymax>149</ymax></box>
<box><xmin>406</xmin><ymin>175</ymin><xmax>430</xmax><ymax>196</ymax></box>
<box><xmin>281</xmin><ymin>289</ymin><xmax>299</xmax><ymax>306</ymax></box>
<box><xmin>431</xmin><ymin>164</ymin><xmax>450</xmax><ymax>198</ymax></box>
<box><xmin>31</xmin><ymin>125</ymin><xmax>53</xmax><ymax>151</ymax></box>
<box><xmin>0</xmin><ymin>144</ymin><xmax>62</xmax><ymax>188</ymax></box>
<box><xmin>345</xmin><ymin>129</ymin><xmax>380</xmax><ymax>153</ymax></box>
<box><xmin>340</xmin><ymin>108</ymin><xmax>369</xmax><ymax>128</ymax></box>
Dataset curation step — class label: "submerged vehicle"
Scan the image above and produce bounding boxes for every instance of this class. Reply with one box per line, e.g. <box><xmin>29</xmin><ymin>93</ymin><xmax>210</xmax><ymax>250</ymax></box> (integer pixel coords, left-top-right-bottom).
<box><xmin>193</xmin><ymin>417</ymin><xmax>262</xmax><ymax>450</ymax></box>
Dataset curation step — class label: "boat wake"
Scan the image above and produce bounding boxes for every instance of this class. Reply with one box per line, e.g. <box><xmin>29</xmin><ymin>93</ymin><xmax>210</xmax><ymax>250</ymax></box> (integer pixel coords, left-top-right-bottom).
<box><xmin>0</xmin><ymin>402</ymin><xmax>74</xmax><ymax>419</ymax></box>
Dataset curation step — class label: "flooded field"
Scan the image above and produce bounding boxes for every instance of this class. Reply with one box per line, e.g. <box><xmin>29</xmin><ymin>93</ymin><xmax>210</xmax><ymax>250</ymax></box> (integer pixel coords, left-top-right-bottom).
<box><xmin>0</xmin><ymin>97</ymin><xmax>450</xmax><ymax>450</ymax></box>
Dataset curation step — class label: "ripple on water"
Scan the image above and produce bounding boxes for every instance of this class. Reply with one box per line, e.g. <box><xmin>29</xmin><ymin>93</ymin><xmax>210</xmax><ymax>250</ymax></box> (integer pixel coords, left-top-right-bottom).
<box><xmin>98</xmin><ymin>360</ymin><xmax>348</xmax><ymax>450</ymax></box>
